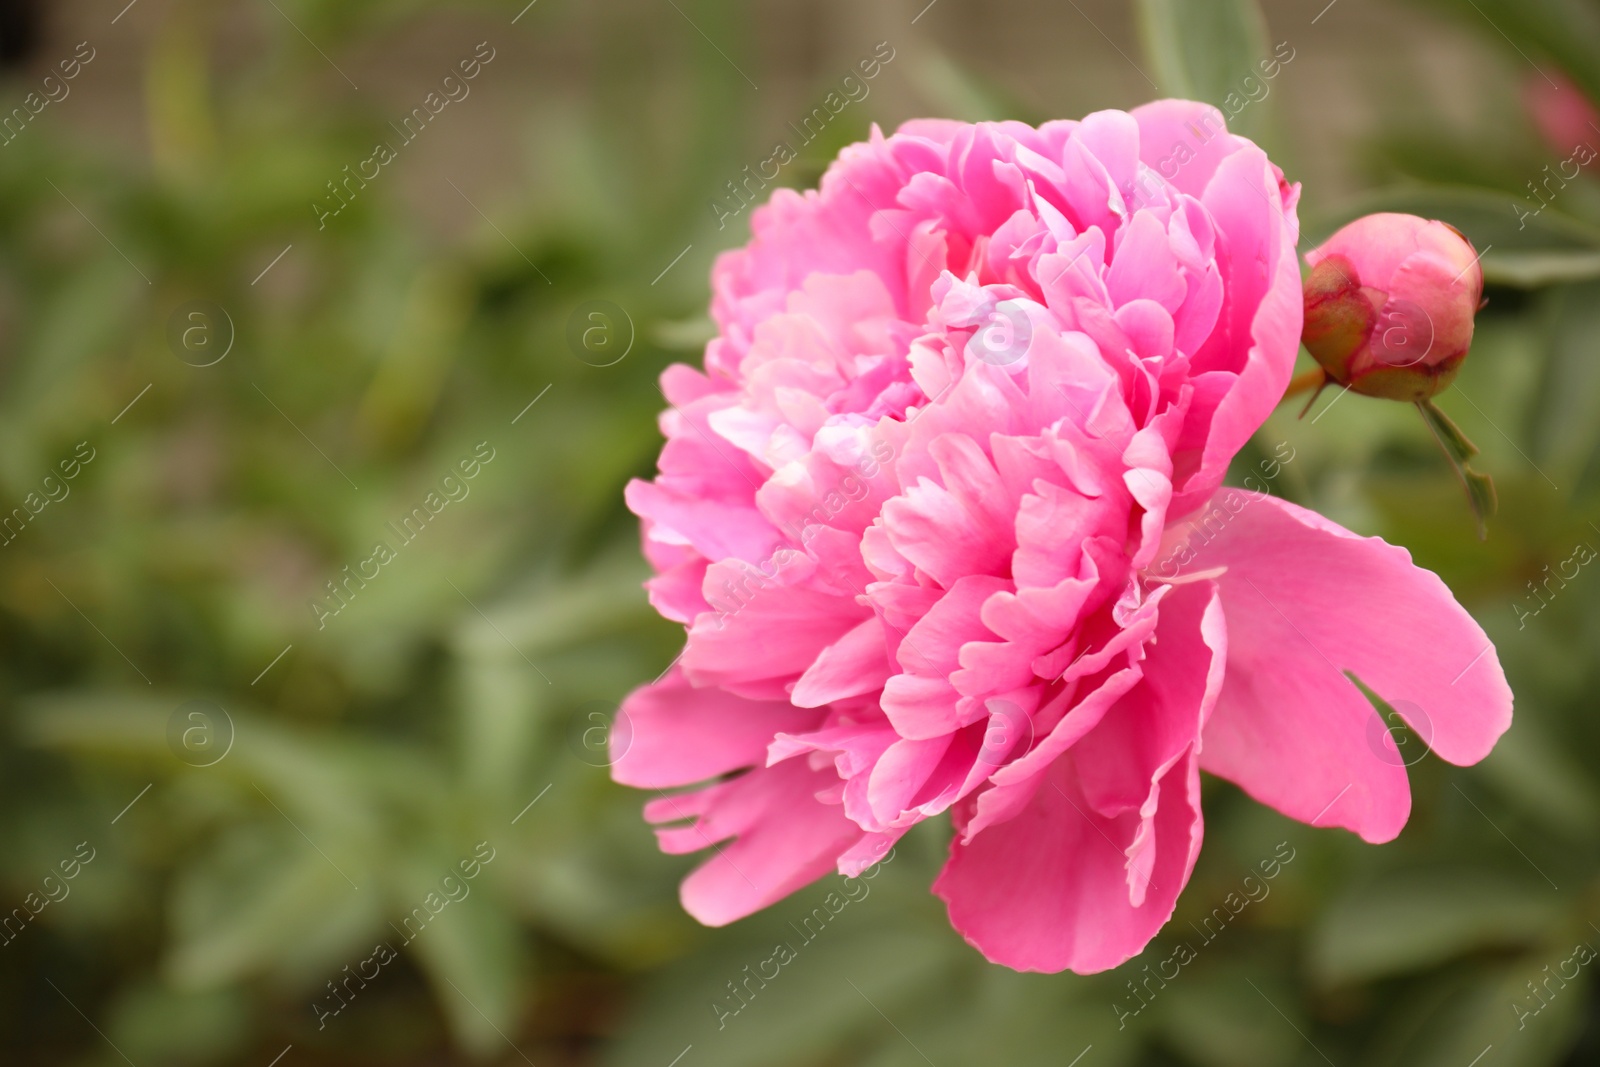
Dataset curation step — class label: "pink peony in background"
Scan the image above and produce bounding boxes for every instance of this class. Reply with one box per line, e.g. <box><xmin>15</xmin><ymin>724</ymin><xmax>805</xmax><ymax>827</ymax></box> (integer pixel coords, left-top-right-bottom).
<box><xmin>1522</xmin><ymin>71</ymin><xmax>1600</xmax><ymax>162</ymax></box>
<box><xmin>614</xmin><ymin>101</ymin><xmax>1513</xmax><ymax>973</ymax></box>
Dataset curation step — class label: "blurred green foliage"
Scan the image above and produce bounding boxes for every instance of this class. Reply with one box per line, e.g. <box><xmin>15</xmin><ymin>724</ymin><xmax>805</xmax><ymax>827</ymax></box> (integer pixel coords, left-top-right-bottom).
<box><xmin>2</xmin><ymin>0</ymin><xmax>1600</xmax><ymax>1064</ymax></box>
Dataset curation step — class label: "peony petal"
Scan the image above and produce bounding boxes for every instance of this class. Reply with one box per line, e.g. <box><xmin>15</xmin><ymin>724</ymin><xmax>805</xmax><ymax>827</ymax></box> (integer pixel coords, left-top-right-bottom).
<box><xmin>1182</xmin><ymin>490</ymin><xmax>1513</xmax><ymax>842</ymax></box>
<box><xmin>790</xmin><ymin>617</ymin><xmax>893</xmax><ymax>707</ymax></box>
<box><xmin>663</xmin><ymin>759</ymin><xmax>864</xmax><ymax>926</ymax></box>
<box><xmin>1129</xmin><ymin>99</ymin><xmax>1242</xmax><ymax>201</ymax></box>
<box><xmin>683</xmin><ymin>557</ymin><xmax>865</xmax><ymax>700</ymax></box>
<box><xmin>935</xmin><ymin>748</ymin><xmax>1202</xmax><ymax>973</ymax></box>
<box><xmin>1169</xmin><ymin>145</ymin><xmax>1301</xmax><ymax>517</ymax></box>
<box><xmin>613</xmin><ymin>667</ymin><xmax>823</xmax><ymax>788</ymax></box>
<box><xmin>935</xmin><ymin>580</ymin><xmax>1222</xmax><ymax>972</ymax></box>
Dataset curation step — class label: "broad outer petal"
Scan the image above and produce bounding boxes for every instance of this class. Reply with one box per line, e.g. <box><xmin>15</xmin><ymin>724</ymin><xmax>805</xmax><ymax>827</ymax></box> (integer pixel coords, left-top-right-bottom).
<box><xmin>1184</xmin><ymin>490</ymin><xmax>1513</xmax><ymax>843</ymax></box>
<box><xmin>933</xmin><ymin>581</ymin><xmax>1224</xmax><ymax>973</ymax></box>
<box><xmin>1130</xmin><ymin>99</ymin><xmax>1246</xmax><ymax>201</ymax></box>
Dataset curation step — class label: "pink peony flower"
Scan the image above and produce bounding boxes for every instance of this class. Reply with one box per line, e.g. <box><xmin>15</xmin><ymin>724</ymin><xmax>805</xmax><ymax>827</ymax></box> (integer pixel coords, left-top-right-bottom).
<box><xmin>615</xmin><ymin>102</ymin><xmax>1513</xmax><ymax>974</ymax></box>
<box><xmin>1522</xmin><ymin>71</ymin><xmax>1600</xmax><ymax>161</ymax></box>
<box><xmin>1302</xmin><ymin>213</ymin><xmax>1483</xmax><ymax>401</ymax></box>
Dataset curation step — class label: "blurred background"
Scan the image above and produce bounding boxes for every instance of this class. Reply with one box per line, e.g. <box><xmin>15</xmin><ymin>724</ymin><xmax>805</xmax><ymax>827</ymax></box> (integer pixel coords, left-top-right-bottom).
<box><xmin>2</xmin><ymin>0</ymin><xmax>1599</xmax><ymax>1063</ymax></box>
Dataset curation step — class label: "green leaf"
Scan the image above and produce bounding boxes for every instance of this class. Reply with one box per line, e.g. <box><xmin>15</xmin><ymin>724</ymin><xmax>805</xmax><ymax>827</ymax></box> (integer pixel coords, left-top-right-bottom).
<box><xmin>449</xmin><ymin>554</ymin><xmax>650</xmax><ymax>661</ymax></box>
<box><xmin>1423</xmin><ymin>0</ymin><xmax>1600</xmax><ymax>105</ymax></box>
<box><xmin>1530</xmin><ymin>280</ymin><xmax>1600</xmax><ymax>477</ymax></box>
<box><xmin>107</xmin><ymin>982</ymin><xmax>250</xmax><ymax>1066</ymax></box>
<box><xmin>1153</xmin><ymin>962</ymin><xmax>1302</xmax><ymax>1067</ymax></box>
<box><xmin>1476</xmin><ymin>715</ymin><xmax>1600</xmax><ymax>838</ymax></box>
<box><xmin>603</xmin><ymin>892</ymin><xmax>964</xmax><ymax>1067</ymax></box>
<box><xmin>166</xmin><ymin>838</ymin><xmax>379</xmax><ymax>988</ymax></box>
<box><xmin>1309</xmin><ymin>870</ymin><xmax>1564</xmax><ymax>986</ymax></box>
<box><xmin>1364</xmin><ymin>956</ymin><xmax>1589</xmax><ymax>1067</ymax></box>
<box><xmin>904</xmin><ymin>48</ymin><xmax>1034</xmax><ymax>124</ymax></box>
<box><xmin>403</xmin><ymin>883</ymin><xmax>527</xmax><ymax>1061</ymax></box>
<box><xmin>1135</xmin><ymin>0</ymin><xmax>1272</xmax><ymax>137</ymax></box>
<box><xmin>861</xmin><ymin>966</ymin><xmax>1135</xmax><ymax>1067</ymax></box>
<box><xmin>1482</xmin><ymin>250</ymin><xmax>1600</xmax><ymax>288</ymax></box>
<box><xmin>19</xmin><ymin>691</ymin><xmax>176</xmax><ymax>756</ymax></box>
<box><xmin>455</xmin><ymin>655</ymin><xmax>544</xmax><ymax>804</ymax></box>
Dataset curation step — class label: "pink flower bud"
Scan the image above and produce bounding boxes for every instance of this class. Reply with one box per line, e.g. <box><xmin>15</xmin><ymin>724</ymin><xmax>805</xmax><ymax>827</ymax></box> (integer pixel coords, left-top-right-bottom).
<box><xmin>1302</xmin><ymin>213</ymin><xmax>1483</xmax><ymax>401</ymax></box>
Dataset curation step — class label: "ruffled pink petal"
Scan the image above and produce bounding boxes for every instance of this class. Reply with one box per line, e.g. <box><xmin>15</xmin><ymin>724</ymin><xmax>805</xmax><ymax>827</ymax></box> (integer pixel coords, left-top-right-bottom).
<box><xmin>682</xmin><ymin>557</ymin><xmax>865</xmax><ymax>701</ymax></box>
<box><xmin>934</xmin><ymin>580</ymin><xmax>1224</xmax><ymax>972</ymax></box>
<box><xmin>790</xmin><ymin>617</ymin><xmax>893</xmax><ymax>707</ymax></box>
<box><xmin>612</xmin><ymin>668</ymin><xmax>823</xmax><ymax>788</ymax></box>
<box><xmin>880</xmin><ymin>575</ymin><xmax>1008</xmax><ymax>739</ymax></box>
<box><xmin>1169</xmin><ymin>145</ymin><xmax>1302</xmax><ymax>517</ymax></box>
<box><xmin>658</xmin><ymin>759</ymin><xmax>864</xmax><ymax>926</ymax></box>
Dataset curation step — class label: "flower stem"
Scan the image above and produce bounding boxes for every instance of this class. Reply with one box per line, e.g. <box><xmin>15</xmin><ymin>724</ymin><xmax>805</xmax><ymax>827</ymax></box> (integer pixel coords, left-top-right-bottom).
<box><xmin>1416</xmin><ymin>398</ymin><xmax>1496</xmax><ymax>540</ymax></box>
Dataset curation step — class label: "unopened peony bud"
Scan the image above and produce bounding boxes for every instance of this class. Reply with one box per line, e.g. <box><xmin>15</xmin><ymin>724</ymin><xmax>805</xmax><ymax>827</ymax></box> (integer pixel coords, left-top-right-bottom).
<box><xmin>1302</xmin><ymin>213</ymin><xmax>1483</xmax><ymax>402</ymax></box>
